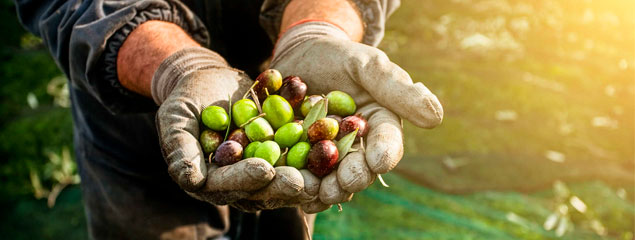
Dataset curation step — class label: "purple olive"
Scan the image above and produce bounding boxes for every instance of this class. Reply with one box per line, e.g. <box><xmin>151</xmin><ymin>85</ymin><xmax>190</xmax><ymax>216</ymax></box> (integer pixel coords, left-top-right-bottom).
<box><xmin>214</xmin><ymin>140</ymin><xmax>243</xmax><ymax>166</ymax></box>
<box><xmin>228</xmin><ymin>129</ymin><xmax>250</xmax><ymax>147</ymax></box>
<box><xmin>337</xmin><ymin>113</ymin><xmax>368</xmax><ymax>141</ymax></box>
<box><xmin>307</xmin><ymin>140</ymin><xmax>339</xmax><ymax>177</ymax></box>
<box><xmin>308</xmin><ymin>118</ymin><xmax>339</xmax><ymax>144</ymax></box>
<box><xmin>279</xmin><ymin>76</ymin><xmax>307</xmax><ymax>108</ymax></box>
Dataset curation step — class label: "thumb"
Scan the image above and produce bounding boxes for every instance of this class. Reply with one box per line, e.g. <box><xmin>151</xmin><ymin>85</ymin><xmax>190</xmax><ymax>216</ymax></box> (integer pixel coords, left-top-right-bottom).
<box><xmin>350</xmin><ymin>46</ymin><xmax>444</xmax><ymax>129</ymax></box>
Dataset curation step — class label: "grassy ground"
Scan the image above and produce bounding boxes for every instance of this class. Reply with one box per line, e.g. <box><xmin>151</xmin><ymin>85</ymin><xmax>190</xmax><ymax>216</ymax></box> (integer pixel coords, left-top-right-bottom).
<box><xmin>0</xmin><ymin>0</ymin><xmax>633</xmax><ymax>239</ymax></box>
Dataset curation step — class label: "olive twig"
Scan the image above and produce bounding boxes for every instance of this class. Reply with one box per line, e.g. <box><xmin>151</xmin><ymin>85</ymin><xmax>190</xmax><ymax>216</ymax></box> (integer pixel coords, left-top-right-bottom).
<box><xmin>249</xmin><ymin>88</ymin><xmax>263</xmax><ymax>113</ymax></box>
<box><xmin>208</xmin><ymin>152</ymin><xmax>214</xmax><ymax>164</ymax></box>
<box><xmin>239</xmin><ymin>113</ymin><xmax>267</xmax><ymax>128</ymax></box>
<box><xmin>300</xmin><ymin>210</ymin><xmax>312</xmax><ymax>240</ymax></box>
<box><xmin>243</xmin><ymin>81</ymin><xmax>259</xmax><ymax>99</ymax></box>
<box><xmin>377</xmin><ymin>174</ymin><xmax>390</xmax><ymax>188</ymax></box>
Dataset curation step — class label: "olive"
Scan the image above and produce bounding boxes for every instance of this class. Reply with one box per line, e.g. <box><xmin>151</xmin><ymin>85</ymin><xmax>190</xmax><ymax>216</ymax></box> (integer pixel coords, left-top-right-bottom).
<box><xmin>243</xmin><ymin>141</ymin><xmax>261</xmax><ymax>158</ymax></box>
<box><xmin>279</xmin><ymin>76</ymin><xmax>307</xmax><ymax>108</ymax></box>
<box><xmin>307</xmin><ymin>118</ymin><xmax>339</xmax><ymax>144</ymax></box>
<box><xmin>326</xmin><ymin>91</ymin><xmax>356</xmax><ymax>116</ymax></box>
<box><xmin>254</xmin><ymin>140</ymin><xmax>281</xmax><ymax>166</ymax></box>
<box><xmin>254</xmin><ymin>69</ymin><xmax>283</xmax><ymax>100</ymax></box>
<box><xmin>287</xmin><ymin>142</ymin><xmax>311</xmax><ymax>169</ymax></box>
<box><xmin>215</xmin><ymin>140</ymin><xmax>243</xmax><ymax>166</ymax></box>
<box><xmin>262</xmin><ymin>95</ymin><xmax>294</xmax><ymax>130</ymax></box>
<box><xmin>245</xmin><ymin>117</ymin><xmax>274</xmax><ymax>142</ymax></box>
<box><xmin>199</xmin><ymin>129</ymin><xmax>222</xmax><ymax>155</ymax></box>
<box><xmin>232</xmin><ymin>99</ymin><xmax>258</xmax><ymax>127</ymax></box>
<box><xmin>337</xmin><ymin>113</ymin><xmax>368</xmax><ymax>141</ymax></box>
<box><xmin>274</xmin><ymin>122</ymin><xmax>303</xmax><ymax>148</ymax></box>
<box><xmin>201</xmin><ymin>105</ymin><xmax>229</xmax><ymax>131</ymax></box>
<box><xmin>300</xmin><ymin>95</ymin><xmax>323</xmax><ymax>117</ymax></box>
<box><xmin>228</xmin><ymin>129</ymin><xmax>250</xmax><ymax>147</ymax></box>
<box><xmin>306</xmin><ymin>140</ymin><xmax>339</xmax><ymax>177</ymax></box>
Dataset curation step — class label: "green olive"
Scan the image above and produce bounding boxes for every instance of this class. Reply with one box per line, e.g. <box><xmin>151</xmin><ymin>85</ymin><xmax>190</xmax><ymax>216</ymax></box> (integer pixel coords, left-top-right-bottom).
<box><xmin>232</xmin><ymin>99</ymin><xmax>258</xmax><ymax>127</ymax></box>
<box><xmin>300</xmin><ymin>95</ymin><xmax>323</xmax><ymax>117</ymax></box>
<box><xmin>254</xmin><ymin>140</ymin><xmax>281</xmax><ymax>166</ymax></box>
<box><xmin>243</xmin><ymin>141</ymin><xmax>262</xmax><ymax>158</ymax></box>
<box><xmin>287</xmin><ymin>142</ymin><xmax>311</xmax><ymax>169</ymax></box>
<box><xmin>201</xmin><ymin>106</ymin><xmax>229</xmax><ymax>131</ymax></box>
<box><xmin>244</xmin><ymin>117</ymin><xmax>274</xmax><ymax>142</ymax></box>
<box><xmin>326</xmin><ymin>91</ymin><xmax>356</xmax><ymax>116</ymax></box>
<box><xmin>262</xmin><ymin>95</ymin><xmax>294</xmax><ymax>130</ymax></box>
<box><xmin>274</xmin><ymin>122</ymin><xmax>303</xmax><ymax>148</ymax></box>
<box><xmin>199</xmin><ymin>129</ymin><xmax>222</xmax><ymax>155</ymax></box>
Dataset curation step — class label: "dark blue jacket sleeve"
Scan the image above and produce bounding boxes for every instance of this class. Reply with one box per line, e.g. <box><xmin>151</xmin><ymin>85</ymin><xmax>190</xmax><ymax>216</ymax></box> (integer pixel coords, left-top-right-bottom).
<box><xmin>14</xmin><ymin>0</ymin><xmax>210</xmax><ymax>114</ymax></box>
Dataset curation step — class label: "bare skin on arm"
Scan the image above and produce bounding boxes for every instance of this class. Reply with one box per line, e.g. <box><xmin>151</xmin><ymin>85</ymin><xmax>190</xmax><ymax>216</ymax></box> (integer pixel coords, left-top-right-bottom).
<box><xmin>117</xmin><ymin>20</ymin><xmax>200</xmax><ymax>97</ymax></box>
<box><xmin>281</xmin><ymin>0</ymin><xmax>364</xmax><ymax>42</ymax></box>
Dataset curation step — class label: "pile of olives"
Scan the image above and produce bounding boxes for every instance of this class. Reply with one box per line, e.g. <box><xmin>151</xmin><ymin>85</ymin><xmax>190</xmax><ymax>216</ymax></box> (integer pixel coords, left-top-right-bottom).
<box><xmin>199</xmin><ymin>69</ymin><xmax>368</xmax><ymax>177</ymax></box>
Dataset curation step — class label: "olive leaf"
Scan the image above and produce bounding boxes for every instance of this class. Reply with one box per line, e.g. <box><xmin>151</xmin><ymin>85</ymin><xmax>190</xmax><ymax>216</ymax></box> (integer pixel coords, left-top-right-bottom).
<box><xmin>300</xmin><ymin>98</ymin><xmax>328</xmax><ymax>141</ymax></box>
<box><xmin>336</xmin><ymin>128</ymin><xmax>358</xmax><ymax>162</ymax></box>
<box><xmin>223</xmin><ymin>94</ymin><xmax>233</xmax><ymax>142</ymax></box>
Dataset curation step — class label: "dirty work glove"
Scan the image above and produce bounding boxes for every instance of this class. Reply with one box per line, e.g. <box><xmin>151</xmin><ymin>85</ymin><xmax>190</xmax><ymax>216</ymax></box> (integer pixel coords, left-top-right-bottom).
<box><xmin>270</xmin><ymin>22</ymin><xmax>444</xmax><ymax>213</ymax></box>
<box><xmin>154</xmin><ymin>47</ymin><xmax>311</xmax><ymax>211</ymax></box>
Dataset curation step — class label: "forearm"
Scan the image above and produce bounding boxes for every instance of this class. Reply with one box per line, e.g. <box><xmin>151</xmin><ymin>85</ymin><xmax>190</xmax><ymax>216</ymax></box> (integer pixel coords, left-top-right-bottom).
<box><xmin>117</xmin><ymin>20</ymin><xmax>200</xmax><ymax>98</ymax></box>
<box><xmin>280</xmin><ymin>0</ymin><xmax>363</xmax><ymax>42</ymax></box>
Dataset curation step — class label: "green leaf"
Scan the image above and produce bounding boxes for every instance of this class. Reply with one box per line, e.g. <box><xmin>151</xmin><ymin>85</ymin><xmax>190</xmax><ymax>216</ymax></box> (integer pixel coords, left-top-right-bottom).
<box><xmin>300</xmin><ymin>98</ymin><xmax>328</xmax><ymax>141</ymax></box>
<box><xmin>223</xmin><ymin>94</ymin><xmax>233</xmax><ymax>142</ymax></box>
<box><xmin>336</xmin><ymin>129</ymin><xmax>358</xmax><ymax>162</ymax></box>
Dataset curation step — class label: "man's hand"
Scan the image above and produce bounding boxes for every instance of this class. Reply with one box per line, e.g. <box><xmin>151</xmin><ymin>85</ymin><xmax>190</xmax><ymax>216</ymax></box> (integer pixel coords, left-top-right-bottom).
<box><xmin>270</xmin><ymin>21</ymin><xmax>444</xmax><ymax>213</ymax></box>
<box><xmin>118</xmin><ymin>21</ymin><xmax>316</xmax><ymax>211</ymax></box>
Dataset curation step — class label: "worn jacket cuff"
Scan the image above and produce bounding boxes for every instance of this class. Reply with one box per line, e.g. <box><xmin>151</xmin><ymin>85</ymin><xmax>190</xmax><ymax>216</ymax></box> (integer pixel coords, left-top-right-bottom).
<box><xmin>102</xmin><ymin>0</ymin><xmax>210</xmax><ymax>113</ymax></box>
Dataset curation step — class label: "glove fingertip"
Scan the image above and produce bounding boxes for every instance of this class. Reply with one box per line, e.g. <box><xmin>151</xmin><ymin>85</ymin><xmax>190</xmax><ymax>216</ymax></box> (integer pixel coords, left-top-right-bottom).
<box><xmin>406</xmin><ymin>83</ymin><xmax>444</xmax><ymax>129</ymax></box>
<box><xmin>302</xmin><ymin>201</ymin><xmax>332</xmax><ymax>214</ymax></box>
<box><xmin>168</xmin><ymin>158</ymin><xmax>207</xmax><ymax>192</ymax></box>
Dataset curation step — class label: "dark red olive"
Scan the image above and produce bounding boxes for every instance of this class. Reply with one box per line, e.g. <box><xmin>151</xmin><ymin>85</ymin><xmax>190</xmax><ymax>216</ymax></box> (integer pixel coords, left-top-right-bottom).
<box><xmin>279</xmin><ymin>76</ymin><xmax>307</xmax><ymax>108</ymax></box>
<box><xmin>228</xmin><ymin>129</ymin><xmax>250</xmax><ymax>147</ymax></box>
<box><xmin>307</xmin><ymin>140</ymin><xmax>339</xmax><ymax>177</ymax></box>
<box><xmin>214</xmin><ymin>140</ymin><xmax>243</xmax><ymax>166</ymax></box>
<box><xmin>337</xmin><ymin>113</ymin><xmax>368</xmax><ymax>141</ymax></box>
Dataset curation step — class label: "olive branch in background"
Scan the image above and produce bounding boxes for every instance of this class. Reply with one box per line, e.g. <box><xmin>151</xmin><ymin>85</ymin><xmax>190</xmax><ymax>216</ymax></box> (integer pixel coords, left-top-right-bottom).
<box><xmin>27</xmin><ymin>75</ymin><xmax>79</xmax><ymax>207</ymax></box>
<box><xmin>28</xmin><ymin>146</ymin><xmax>80</xmax><ymax>208</ymax></box>
<box><xmin>543</xmin><ymin>180</ymin><xmax>607</xmax><ymax>237</ymax></box>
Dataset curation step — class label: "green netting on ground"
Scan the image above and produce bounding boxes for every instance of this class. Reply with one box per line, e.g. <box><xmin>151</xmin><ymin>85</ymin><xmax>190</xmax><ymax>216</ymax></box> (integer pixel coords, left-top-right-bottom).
<box><xmin>314</xmin><ymin>173</ymin><xmax>634</xmax><ymax>240</ymax></box>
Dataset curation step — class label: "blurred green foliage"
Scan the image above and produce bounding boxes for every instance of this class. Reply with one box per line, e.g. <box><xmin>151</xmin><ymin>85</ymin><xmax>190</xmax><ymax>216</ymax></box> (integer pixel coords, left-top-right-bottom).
<box><xmin>0</xmin><ymin>0</ymin><xmax>632</xmax><ymax>239</ymax></box>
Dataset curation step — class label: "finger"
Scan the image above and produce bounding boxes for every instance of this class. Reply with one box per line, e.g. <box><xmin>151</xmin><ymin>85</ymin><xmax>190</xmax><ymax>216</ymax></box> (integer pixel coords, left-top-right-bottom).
<box><xmin>191</xmin><ymin>158</ymin><xmax>275</xmax><ymax>205</ymax></box>
<box><xmin>301</xmin><ymin>200</ymin><xmax>332</xmax><ymax>214</ymax></box>
<box><xmin>298</xmin><ymin>169</ymin><xmax>320</xmax><ymax>202</ymax></box>
<box><xmin>204</xmin><ymin>158</ymin><xmax>275</xmax><ymax>192</ymax></box>
<box><xmin>337</xmin><ymin>145</ymin><xmax>375</xmax><ymax>193</ymax></box>
<box><xmin>248</xmin><ymin>166</ymin><xmax>304</xmax><ymax>201</ymax></box>
<box><xmin>156</xmin><ymin>100</ymin><xmax>207</xmax><ymax>192</ymax></box>
<box><xmin>352</xmin><ymin>45</ymin><xmax>443</xmax><ymax>128</ymax></box>
<box><xmin>319</xmin><ymin>172</ymin><xmax>353</xmax><ymax>205</ymax></box>
<box><xmin>358</xmin><ymin>104</ymin><xmax>404</xmax><ymax>174</ymax></box>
